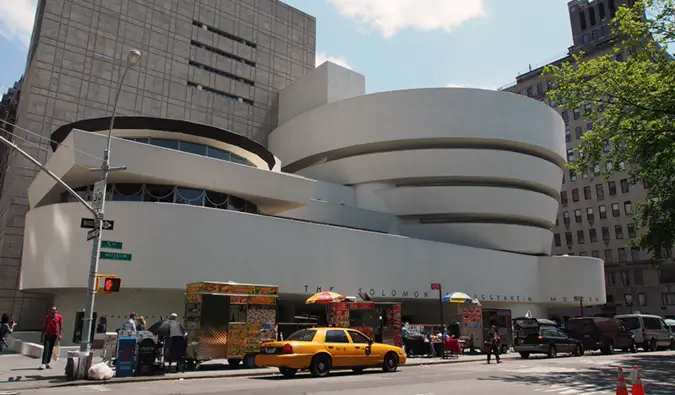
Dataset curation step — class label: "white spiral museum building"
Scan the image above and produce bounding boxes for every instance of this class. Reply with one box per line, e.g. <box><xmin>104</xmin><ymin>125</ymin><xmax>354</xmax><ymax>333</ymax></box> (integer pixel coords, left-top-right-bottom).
<box><xmin>20</xmin><ymin>62</ymin><xmax>605</xmax><ymax>345</ymax></box>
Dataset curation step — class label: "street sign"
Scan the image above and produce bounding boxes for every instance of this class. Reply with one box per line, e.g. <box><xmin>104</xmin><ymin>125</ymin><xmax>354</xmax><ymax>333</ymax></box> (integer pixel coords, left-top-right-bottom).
<box><xmin>101</xmin><ymin>240</ymin><xmax>123</xmax><ymax>249</ymax></box>
<box><xmin>100</xmin><ymin>251</ymin><xmax>132</xmax><ymax>261</ymax></box>
<box><xmin>87</xmin><ymin>228</ymin><xmax>100</xmax><ymax>241</ymax></box>
<box><xmin>80</xmin><ymin>218</ymin><xmax>114</xmax><ymax>230</ymax></box>
<box><xmin>430</xmin><ymin>283</ymin><xmax>441</xmax><ymax>290</ymax></box>
<box><xmin>92</xmin><ymin>180</ymin><xmax>106</xmax><ymax>212</ymax></box>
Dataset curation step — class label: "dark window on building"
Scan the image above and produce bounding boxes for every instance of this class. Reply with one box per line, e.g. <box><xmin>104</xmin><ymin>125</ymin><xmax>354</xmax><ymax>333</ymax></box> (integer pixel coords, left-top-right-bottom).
<box><xmin>605</xmin><ymin>249</ymin><xmax>614</xmax><ymax>263</ymax></box>
<box><xmin>565</xmin><ymin>128</ymin><xmax>572</xmax><ymax>142</ymax></box>
<box><xmin>566</xmin><ymin>232</ymin><xmax>574</xmax><ymax>246</ymax></box>
<box><xmin>561</xmin><ymin>191</ymin><xmax>568</xmax><ymax>204</ymax></box>
<box><xmin>611</xmin><ymin>203</ymin><xmax>620</xmax><ymax>217</ymax></box>
<box><xmin>634</xmin><ymin>269</ymin><xmax>643</xmax><ymax>285</ymax></box>
<box><xmin>583</xmin><ymin>34</ymin><xmax>589</xmax><ymax>44</ymax></box>
<box><xmin>662</xmin><ymin>293</ymin><xmax>675</xmax><ymax>306</ymax></box>
<box><xmin>624</xmin><ymin>201</ymin><xmax>633</xmax><ymax>215</ymax></box>
<box><xmin>659</xmin><ymin>267</ymin><xmax>675</xmax><ymax>284</ymax></box>
<box><xmin>575</xmin><ymin>209</ymin><xmax>583</xmax><ymax>223</ymax></box>
<box><xmin>618</xmin><ymin>248</ymin><xmax>627</xmax><ymax>262</ymax></box>
<box><xmin>527</xmin><ymin>87</ymin><xmax>533</xmax><ymax>97</ymax></box>
<box><xmin>606</xmin><ymin>271</ymin><xmax>616</xmax><ymax>285</ymax></box>
<box><xmin>621</xmin><ymin>270</ymin><xmax>630</xmax><ymax>284</ymax></box>
<box><xmin>577</xmin><ymin>230</ymin><xmax>585</xmax><ymax>244</ymax></box>
<box><xmin>609</xmin><ymin>0</ymin><xmax>616</xmax><ymax>17</ymax></box>
<box><xmin>589</xmin><ymin>228</ymin><xmax>598</xmax><ymax>242</ymax></box>
<box><xmin>592</xmin><ymin>250</ymin><xmax>600</xmax><ymax>258</ymax></box>
<box><xmin>575</xmin><ymin>126</ymin><xmax>583</xmax><ymax>139</ymax></box>
<box><xmin>596</xmin><ymin>184</ymin><xmax>604</xmax><ymax>199</ymax></box>
<box><xmin>580</xmin><ymin>9</ymin><xmax>588</xmax><ymax>30</ymax></box>
<box><xmin>573</xmin><ymin>108</ymin><xmax>581</xmax><ymax>120</ymax></box>
<box><xmin>602</xmin><ymin>226</ymin><xmax>611</xmax><ymax>241</ymax></box>
<box><xmin>631</xmin><ymin>247</ymin><xmax>641</xmax><ymax>262</ymax></box>
<box><xmin>606</xmin><ymin>294</ymin><xmax>614</xmax><ymax>303</ymax></box>
<box><xmin>586</xmin><ymin>207</ymin><xmax>594</xmax><ymax>222</ymax></box>
<box><xmin>580</xmin><ymin>252</ymin><xmax>588</xmax><ymax>256</ymax></box>
<box><xmin>616</xmin><ymin>53</ymin><xmax>624</xmax><ymax>62</ymax></box>
<box><xmin>570</xmin><ymin>169</ymin><xmax>577</xmax><ymax>182</ymax></box>
<box><xmin>563</xmin><ymin>211</ymin><xmax>571</xmax><ymax>225</ymax></box>
<box><xmin>599</xmin><ymin>205</ymin><xmax>607</xmax><ymax>219</ymax></box>
<box><xmin>589</xmin><ymin>7</ymin><xmax>597</xmax><ymax>25</ymax></box>
<box><xmin>608</xmin><ymin>181</ymin><xmax>617</xmax><ymax>195</ymax></box>
<box><xmin>592</xmin><ymin>29</ymin><xmax>599</xmax><ymax>40</ymax></box>
<box><xmin>584</xmin><ymin>186</ymin><xmax>592</xmax><ymax>200</ymax></box>
<box><xmin>598</xmin><ymin>2</ymin><xmax>606</xmax><ymax>20</ymax></box>
<box><xmin>627</xmin><ymin>223</ymin><xmax>636</xmax><ymax>238</ymax></box>
<box><xmin>587</xmin><ymin>122</ymin><xmax>593</xmax><ymax>131</ymax></box>
<box><xmin>554</xmin><ymin>233</ymin><xmax>562</xmax><ymax>246</ymax></box>
<box><xmin>562</xmin><ymin>111</ymin><xmax>570</xmax><ymax>123</ymax></box>
<box><xmin>620</xmin><ymin>179</ymin><xmax>629</xmax><ymax>193</ymax></box>
<box><xmin>537</xmin><ymin>84</ymin><xmax>544</xmax><ymax>97</ymax></box>
<box><xmin>572</xmin><ymin>189</ymin><xmax>580</xmax><ymax>202</ymax></box>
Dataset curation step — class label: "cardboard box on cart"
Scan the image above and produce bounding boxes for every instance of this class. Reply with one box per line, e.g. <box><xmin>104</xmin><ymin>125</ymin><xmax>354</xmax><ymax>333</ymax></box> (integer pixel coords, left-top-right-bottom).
<box><xmin>183</xmin><ymin>281</ymin><xmax>278</xmax><ymax>369</ymax></box>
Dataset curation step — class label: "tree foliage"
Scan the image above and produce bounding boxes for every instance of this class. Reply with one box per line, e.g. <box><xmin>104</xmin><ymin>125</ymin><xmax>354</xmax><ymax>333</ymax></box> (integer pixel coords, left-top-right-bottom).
<box><xmin>544</xmin><ymin>0</ymin><xmax>675</xmax><ymax>261</ymax></box>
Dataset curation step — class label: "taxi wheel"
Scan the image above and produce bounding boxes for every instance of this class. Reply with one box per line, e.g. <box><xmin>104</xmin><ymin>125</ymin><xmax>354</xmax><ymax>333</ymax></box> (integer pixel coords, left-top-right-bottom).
<box><xmin>279</xmin><ymin>367</ymin><xmax>298</xmax><ymax>378</ymax></box>
<box><xmin>310</xmin><ymin>354</ymin><xmax>331</xmax><ymax>378</ymax></box>
<box><xmin>381</xmin><ymin>352</ymin><xmax>399</xmax><ymax>373</ymax></box>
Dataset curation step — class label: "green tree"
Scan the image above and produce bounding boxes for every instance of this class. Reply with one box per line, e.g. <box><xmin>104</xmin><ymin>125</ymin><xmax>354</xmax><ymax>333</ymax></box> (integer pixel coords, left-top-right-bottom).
<box><xmin>544</xmin><ymin>0</ymin><xmax>675</xmax><ymax>261</ymax></box>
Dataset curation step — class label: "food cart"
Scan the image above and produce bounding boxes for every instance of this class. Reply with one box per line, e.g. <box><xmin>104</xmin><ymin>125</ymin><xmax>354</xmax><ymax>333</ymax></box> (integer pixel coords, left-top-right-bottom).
<box><xmin>183</xmin><ymin>281</ymin><xmax>278</xmax><ymax>369</ymax></box>
<box><xmin>328</xmin><ymin>301</ymin><xmax>403</xmax><ymax>346</ymax></box>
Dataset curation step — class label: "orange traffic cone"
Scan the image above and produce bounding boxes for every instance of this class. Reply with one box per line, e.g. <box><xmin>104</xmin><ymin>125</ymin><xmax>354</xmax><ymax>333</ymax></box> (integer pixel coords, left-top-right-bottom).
<box><xmin>616</xmin><ymin>366</ymin><xmax>629</xmax><ymax>395</ymax></box>
<box><xmin>632</xmin><ymin>365</ymin><xmax>646</xmax><ymax>395</ymax></box>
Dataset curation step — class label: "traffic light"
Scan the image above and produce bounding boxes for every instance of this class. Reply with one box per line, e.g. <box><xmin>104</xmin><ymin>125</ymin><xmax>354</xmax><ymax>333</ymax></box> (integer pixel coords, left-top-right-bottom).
<box><xmin>103</xmin><ymin>277</ymin><xmax>121</xmax><ymax>293</ymax></box>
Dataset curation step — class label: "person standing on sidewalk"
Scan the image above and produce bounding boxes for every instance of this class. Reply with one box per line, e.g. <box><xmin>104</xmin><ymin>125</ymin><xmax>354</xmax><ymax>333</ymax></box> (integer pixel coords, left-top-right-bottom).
<box><xmin>1</xmin><ymin>313</ymin><xmax>17</xmax><ymax>356</ymax></box>
<box><xmin>40</xmin><ymin>306</ymin><xmax>63</xmax><ymax>370</ymax></box>
<box><xmin>486</xmin><ymin>325</ymin><xmax>502</xmax><ymax>364</ymax></box>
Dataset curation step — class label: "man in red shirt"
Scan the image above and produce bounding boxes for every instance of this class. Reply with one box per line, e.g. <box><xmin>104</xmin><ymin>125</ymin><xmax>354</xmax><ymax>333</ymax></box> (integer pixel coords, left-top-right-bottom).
<box><xmin>40</xmin><ymin>306</ymin><xmax>63</xmax><ymax>369</ymax></box>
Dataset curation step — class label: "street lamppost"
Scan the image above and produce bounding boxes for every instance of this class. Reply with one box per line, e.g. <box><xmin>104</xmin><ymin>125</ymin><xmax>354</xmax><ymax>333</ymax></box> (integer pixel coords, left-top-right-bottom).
<box><xmin>79</xmin><ymin>49</ymin><xmax>141</xmax><ymax>357</ymax></box>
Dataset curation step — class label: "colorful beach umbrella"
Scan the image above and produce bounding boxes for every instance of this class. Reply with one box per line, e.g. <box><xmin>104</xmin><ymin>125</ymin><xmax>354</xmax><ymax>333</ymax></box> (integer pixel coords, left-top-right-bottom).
<box><xmin>442</xmin><ymin>292</ymin><xmax>477</xmax><ymax>304</ymax></box>
<box><xmin>305</xmin><ymin>291</ymin><xmax>345</xmax><ymax>304</ymax></box>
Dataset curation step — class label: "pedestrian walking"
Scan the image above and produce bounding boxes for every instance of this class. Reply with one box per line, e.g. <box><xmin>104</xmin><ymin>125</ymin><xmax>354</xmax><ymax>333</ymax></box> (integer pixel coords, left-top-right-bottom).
<box><xmin>486</xmin><ymin>325</ymin><xmax>501</xmax><ymax>364</ymax></box>
<box><xmin>1</xmin><ymin>313</ymin><xmax>17</xmax><ymax>356</ymax></box>
<box><xmin>122</xmin><ymin>312</ymin><xmax>137</xmax><ymax>333</ymax></box>
<box><xmin>136</xmin><ymin>316</ymin><xmax>147</xmax><ymax>332</ymax></box>
<box><xmin>40</xmin><ymin>306</ymin><xmax>63</xmax><ymax>370</ymax></box>
<box><xmin>96</xmin><ymin>316</ymin><xmax>108</xmax><ymax>334</ymax></box>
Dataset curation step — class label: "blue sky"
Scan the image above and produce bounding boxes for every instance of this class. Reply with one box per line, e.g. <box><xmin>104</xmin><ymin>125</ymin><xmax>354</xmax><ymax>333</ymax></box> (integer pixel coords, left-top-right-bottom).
<box><xmin>0</xmin><ymin>0</ymin><xmax>577</xmax><ymax>94</ymax></box>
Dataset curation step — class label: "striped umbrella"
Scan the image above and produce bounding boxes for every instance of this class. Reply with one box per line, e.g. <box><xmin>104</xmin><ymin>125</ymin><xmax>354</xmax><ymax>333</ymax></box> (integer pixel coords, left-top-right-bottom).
<box><xmin>305</xmin><ymin>291</ymin><xmax>345</xmax><ymax>304</ymax></box>
<box><xmin>442</xmin><ymin>292</ymin><xmax>477</xmax><ymax>304</ymax></box>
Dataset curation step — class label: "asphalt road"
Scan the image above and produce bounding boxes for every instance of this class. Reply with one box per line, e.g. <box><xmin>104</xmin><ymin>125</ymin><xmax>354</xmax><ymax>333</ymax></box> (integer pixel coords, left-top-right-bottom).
<box><xmin>15</xmin><ymin>351</ymin><xmax>675</xmax><ymax>395</ymax></box>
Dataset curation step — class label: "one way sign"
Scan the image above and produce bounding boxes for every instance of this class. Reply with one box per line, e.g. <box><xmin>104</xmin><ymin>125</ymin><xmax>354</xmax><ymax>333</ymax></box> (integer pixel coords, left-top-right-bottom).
<box><xmin>80</xmin><ymin>218</ymin><xmax>115</xmax><ymax>231</ymax></box>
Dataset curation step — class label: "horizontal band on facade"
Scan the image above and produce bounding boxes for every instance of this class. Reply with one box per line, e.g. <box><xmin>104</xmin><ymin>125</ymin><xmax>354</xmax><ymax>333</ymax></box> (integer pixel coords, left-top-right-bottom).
<box><xmin>400</xmin><ymin>213</ymin><xmax>554</xmax><ymax>230</ymax></box>
<box><xmin>282</xmin><ymin>137</ymin><xmax>566</xmax><ymax>174</ymax></box>
<box><xmin>50</xmin><ymin>116</ymin><xmax>276</xmax><ymax>170</ymax></box>
<box><xmin>388</xmin><ymin>176</ymin><xmax>560</xmax><ymax>201</ymax></box>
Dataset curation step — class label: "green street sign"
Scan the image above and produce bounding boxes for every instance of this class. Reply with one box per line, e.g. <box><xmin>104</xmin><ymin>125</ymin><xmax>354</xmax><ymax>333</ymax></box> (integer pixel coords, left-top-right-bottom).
<box><xmin>100</xmin><ymin>251</ymin><xmax>132</xmax><ymax>261</ymax></box>
<box><xmin>101</xmin><ymin>240</ymin><xmax>123</xmax><ymax>249</ymax></box>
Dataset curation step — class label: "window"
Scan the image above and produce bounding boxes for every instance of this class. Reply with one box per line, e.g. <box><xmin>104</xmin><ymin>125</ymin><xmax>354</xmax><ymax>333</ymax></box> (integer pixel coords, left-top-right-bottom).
<box><xmin>611</xmin><ymin>203</ymin><xmax>620</xmax><ymax>217</ymax></box>
<box><xmin>586</xmin><ymin>207</ymin><xmax>594</xmax><ymax>222</ymax></box>
<box><xmin>570</xmin><ymin>169</ymin><xmax>577</xmax><ymax>182</ymax></box>
<box><xmin>577</xmin><ymin>230</ymin><xmax>585</xmax><ymax>244</ymax></box>
<box><xmin>325</xmin><ymin>330</ymin><xmax>350</xmax><ymax>343</ymax></box>
<box><xmin>583</xmin><ymin>186</ymin><xmax>592</xmax><ymax>200</ymax></box>
<box><xmin>602</xmin><ymin>227</ymin><xmax>611</xmax><ymax>241</ymax></box>
<box><xmin>593</xmin><ymin>163</ymin><xmax>601</xmax><ymax>175</ymax></box>
<box><xmin>620</xmin><ymin>179</ymin><xmax>629</xmax><ymax>193</ymax></box>
<box><xmin>565</xmin><ymin>232</ymin><xmax>573</xmax><ymax>246</ymax></box>
<box><xmin>662</xmin><ymin>293</ymin><xmax>675</xmax><ymax>306</ymax></box>
<box><xmin>574</xmin><ymin>209</ymin><xmax>583</xmax><ymax>223</ymax></box>
<box><xmin>572</xmin><ymin>189</ymin><xmax>580</xmax><ymax>202</ymax></box>
<box><xmin>287</xmin><ymin>329</ymin><xmax>317</xmax><ymax>341</ymax></box>
<box><xmin>575</xmin><ymin>126</ymin><xmax>583</xmax><ymax>139</ymax></box>
<box><xmin>627</xmin><ymin>223</ymin><xmax>636</xmax><ymax>238</ymax></box>
<box><xmin>583</xmin><ymin>33</ymin><xmax>589</xmax><ymax>44</ymax></box>
<box><xmin>603</xmin><ymin>140</ymin><xmax>611</xmax><ymax>153</ymax></box>
<box><xmin>608</xmin><ymin>181</ymin><xmax>617</xmax><ymax>195</ymax></box>
<box><xmin>589</xmin><ymin>228</ymin><xmax>598</xmax><ymax>242</ymax></box>
<box><xmin>554</xmin><ymin>233</ymin><xmax>562</xmax><ymax>247</ymax></box>
<box><xmin>663</xmin><ymin>248</ymin><xmax>673</xmax><ymax>259</ymax></box>
<box><xmin>595</xmin><ymin>184</ymin><xmax>604</xmax><ymax>199</ymax></box>
<box><xmin>565</xmin><ymin>127</ymin><xmax>572</xmax><ymax>142</ymax></box>
<box><xmin>527</xmin><ymin>87</ymin><xmax>533</xmax><ymax>97</ymax></box>
<box><xmin>636</xmin><ymin>293</ymin><xmax>646</xmax><ymax>306</ymax></box>
<box><xmin>618</xmin><ymin>161</ymin><xmax>626</xmax><ymax>170</ymax></box>
<box><xmin>624</xmin><ymin>293</ymin><xmax>633</xmax><ymax>305</ymax></box>
<box><xmin>561</xmin><ymin>191</ymin><xmax>568</xmax><ymax>205</ymax></box>
<box><xmin>537</xmin><ymin>84</ymin><xmax>544</xmax><ymax>97</ymax></box>
<box><xmin>621</xmin><ymin>271</ymin><xmax>630</xmax><ymax>285</ymax></box>
<box><xmin>606</xmin><ymin>162</ymin><xmax>614</xmax><ymax>171</ymax></box>
<box><xmin>584</xmin><ymin>103</ymin><xmax>592</xmax><ymax>113</ymax></box>
<box><xmin>606</xmin><ymin>271</ymin><xmax>615</xmax><ymax>285</ymax></box>
<box><xmin>618</xmin><ymin>248</ymin><xmax>627</xmax><ymax>262</ymax></box>
<box><xmin>658</xmin><ymin>267</ymin><xmax>675</xmax><ymax>283</ymax></box>
<box><xmin>599</xmin><ymin>205</ymin><xmax>607</xmax><ymax>219</ymax></box>
<box><xmin>592</xmin><ymin>250</ymin><xmax>600</xmax><ymax>258</ymax></box>
<box><xmin>567</xmin><ymin>149</ymin><xmax>575</xmax><ymax>162</ymax></box>
<box><xmin>606</xmin><ymin>294</ymin><xmax>614</xmax><ymax>303</ymax></box>
<box><xmin>586</xmin><ymin>122</ymin><xmax>593</xmax><ymax>131</ymax></box>
<box><xmin>563</xmin><ymin>211</ymin><xmax>571</xmax><ymax>225</ymax></box>
<box><xmin>634</xmin><ymin>269</ymin><xmax>643</xmax><ymax>285</ymax></box>
<box><xmin>624</xmin><ymin>201</ymin><xmax>633</xmax><ymax>215</ymax></box>
<box><xmin>631</xmin><ymin>247</ymin><xmax>641</xmax><ymax>262</ymax></box>
<box><xmin>616</xmin><ymin>53</ymin><xmax>624</xmax><ymax>62</ymax></box>
<box><xmin>580</xmin><ymin>252</ymin><xmax>587</xmax><ymax>256</ymax></box>
<box><xmin>643</xmin><ymin>179</ymin><xmax>651</xmax><ymax>189</ymax></box>
<box><xmin>573</xmin><ymin>107</ymin><xmax>581</xmax><ymax>120</ymax></box>
<box><xmin>614</xmin><ymin>225</ymin><xmax>624</xmax><ymax>240</ymax></box>
<box><xmin>562</xmin><ymin>111</ymin><xmax>570</xmax><ymax>123</ymax></box>
<box><xmin>348</xmin><ymin>331</ymin><xmax>371</xmax><ymax>343</ymax></box>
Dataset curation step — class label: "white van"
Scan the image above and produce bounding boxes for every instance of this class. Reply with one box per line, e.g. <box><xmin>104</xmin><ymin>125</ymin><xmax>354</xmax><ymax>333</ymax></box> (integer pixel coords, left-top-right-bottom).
<box><xmin>615</xmin><ymin>314</ymin><xmax>671</xmax><ymax>351</ymax></box>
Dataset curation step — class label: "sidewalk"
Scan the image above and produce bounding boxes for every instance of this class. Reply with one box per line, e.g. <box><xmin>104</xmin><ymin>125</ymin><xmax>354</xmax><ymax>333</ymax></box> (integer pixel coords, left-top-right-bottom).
<box><xmin>0</xmin><ymin>351</ymin><xmax>517</xmax><ymax>391</ymax></box>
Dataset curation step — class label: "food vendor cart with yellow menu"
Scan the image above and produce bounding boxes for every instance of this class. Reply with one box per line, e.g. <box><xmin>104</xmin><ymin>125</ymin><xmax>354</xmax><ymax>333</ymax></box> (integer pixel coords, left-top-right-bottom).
<box><xmin>329</xmin><ymin>301</ymin><xmax>403</xmax><ymax>347</ymax></box>
<box><xmin>184</xmin><ymin>281</ymin><xmax>278</xmax><ymax>369</ymax></box>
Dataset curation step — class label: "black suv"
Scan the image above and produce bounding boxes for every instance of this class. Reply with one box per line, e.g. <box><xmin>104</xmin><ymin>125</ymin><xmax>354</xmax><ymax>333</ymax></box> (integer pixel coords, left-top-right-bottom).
<box><xmin>564</xmin><ymin>317</ymin><xmax>636</xmax><ymax>354</ymax></box>
<box><xmin>513</xmin><ymin>317</ymin><xmax>583</xmax><ymax>359</ymax></box>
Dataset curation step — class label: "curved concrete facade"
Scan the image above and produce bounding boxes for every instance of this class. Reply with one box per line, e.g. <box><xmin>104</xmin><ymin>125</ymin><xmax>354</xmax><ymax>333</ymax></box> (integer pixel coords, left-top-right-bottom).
<box><xmin>269</xmin><ymin>87</ymin><xmax>566</xmax><ymax>255</ymax></box>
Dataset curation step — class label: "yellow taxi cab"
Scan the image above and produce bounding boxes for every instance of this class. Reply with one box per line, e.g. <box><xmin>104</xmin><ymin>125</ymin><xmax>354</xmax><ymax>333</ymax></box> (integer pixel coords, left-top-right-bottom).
<box><xmin>255</xmin><ymin>327</ymin><xmax>406</xmax><ymax>378</ymax></box>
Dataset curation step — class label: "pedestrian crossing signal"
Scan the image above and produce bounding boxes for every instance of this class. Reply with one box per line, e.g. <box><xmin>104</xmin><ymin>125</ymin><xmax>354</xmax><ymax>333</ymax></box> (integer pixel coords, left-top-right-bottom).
<box><xmin>103</xmin><ymin>277</ymin><xmax>121</xmax><ymax>293</ymax></box>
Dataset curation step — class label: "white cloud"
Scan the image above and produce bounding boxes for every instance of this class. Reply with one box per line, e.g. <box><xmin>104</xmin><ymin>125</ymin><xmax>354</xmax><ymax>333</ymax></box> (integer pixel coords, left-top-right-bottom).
<box><xmin>329</xmin><ymin>0</ymin><xmax>486</xmax><ymax>38</ymax></box>
<box><xmin>445</xmin><ymin>82</ymin><xmax>496</xmax><ymax>90</ymax></box>
<box><xmin>0</xmin><ymin>0</ymin><xmax>36</xmax><ymax>46</ymax></box>
<box><xmin>315</xmin><ymin>52</ymin><xmax>352</xmax><ymax>69</ymax></box>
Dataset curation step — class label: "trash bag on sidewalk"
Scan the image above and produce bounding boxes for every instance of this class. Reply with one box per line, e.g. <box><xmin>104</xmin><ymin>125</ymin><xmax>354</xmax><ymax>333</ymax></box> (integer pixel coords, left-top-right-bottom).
<box><xmin>88</xmin><ymin>362</ymin><xmax>114</xmax><ymax>380</ymax></box>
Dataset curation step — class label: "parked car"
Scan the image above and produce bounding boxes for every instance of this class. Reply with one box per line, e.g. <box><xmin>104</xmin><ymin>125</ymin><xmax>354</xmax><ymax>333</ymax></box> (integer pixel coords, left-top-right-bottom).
<box><xmin>615</xmin><ymin>314</ymin><xmax>671</xmax><ymax>351</ymax></box>
<box><xmin>665</xmin><ymin>318</ymin><xmax>675</xmax><ymax>350</ymax></box>
<box><xmin>564</xmin><ymin>317</ymin><xmax>636</xmax><ymax>354</ymax></box>
<box><xmin>255</xmin><ymin>327</ymin><xmax>406</xmax><ymax>378</ymax></box>
<box><xmin>513</xmin><ymin>317</ymin><xmax>583</xmax><ymax>359</ymax></box>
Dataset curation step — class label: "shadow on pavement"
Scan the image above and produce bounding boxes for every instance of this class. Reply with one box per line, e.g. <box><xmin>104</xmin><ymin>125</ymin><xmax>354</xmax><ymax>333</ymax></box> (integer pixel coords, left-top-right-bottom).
<box><xmin>478</xmin><ymin>353</ymin><xmax>675</xmax><ymax>394</ymax></box>
<box><xmin>252</xmin><ymin>369</ymin><xmax>387</xmax><ymax>380</ymax></box>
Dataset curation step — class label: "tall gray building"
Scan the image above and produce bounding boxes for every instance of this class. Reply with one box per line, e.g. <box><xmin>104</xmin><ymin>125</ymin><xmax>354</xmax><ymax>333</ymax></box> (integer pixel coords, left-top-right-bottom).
<box><xmin>502</xmin><ymin>0</ymin><xmax>675</xmax><ymax>321</ymax></box>
<box><xmin>0</xmin><ymin>0</ymin><xmax>316</xmax><ymax>328</ymax></box>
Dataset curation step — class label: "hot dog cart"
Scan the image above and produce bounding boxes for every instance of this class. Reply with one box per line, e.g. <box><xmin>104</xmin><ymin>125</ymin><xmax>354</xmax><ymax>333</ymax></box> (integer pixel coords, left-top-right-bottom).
<box><xmin>329</xmin><ymin>301</ymin><xmax>403</xmax><ymax>346</ymax></box>
<box><xmin>184</xmin><ymin>281</ymin><xmax>278</xmax><ymax>368</ymax></box>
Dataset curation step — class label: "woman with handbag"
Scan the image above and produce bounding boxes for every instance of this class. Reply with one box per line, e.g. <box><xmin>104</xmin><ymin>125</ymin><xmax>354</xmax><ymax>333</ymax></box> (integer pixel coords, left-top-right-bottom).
<box><xmin>486</xmin><ymin>325</ymin><xmax>502</xmax><ymax>364</ymax></box>
<box><xmin>0</xmin><ymin>313</ymin><xmax>17</xmax><ymax>356</ymax></box>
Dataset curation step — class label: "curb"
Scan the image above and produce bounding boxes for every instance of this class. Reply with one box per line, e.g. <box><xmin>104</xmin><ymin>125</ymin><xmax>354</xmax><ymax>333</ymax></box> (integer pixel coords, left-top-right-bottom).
<box><xmin>0</xmin><ymin>355</ymin><xmax>509</xmax><ymax>390</ymax></box>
